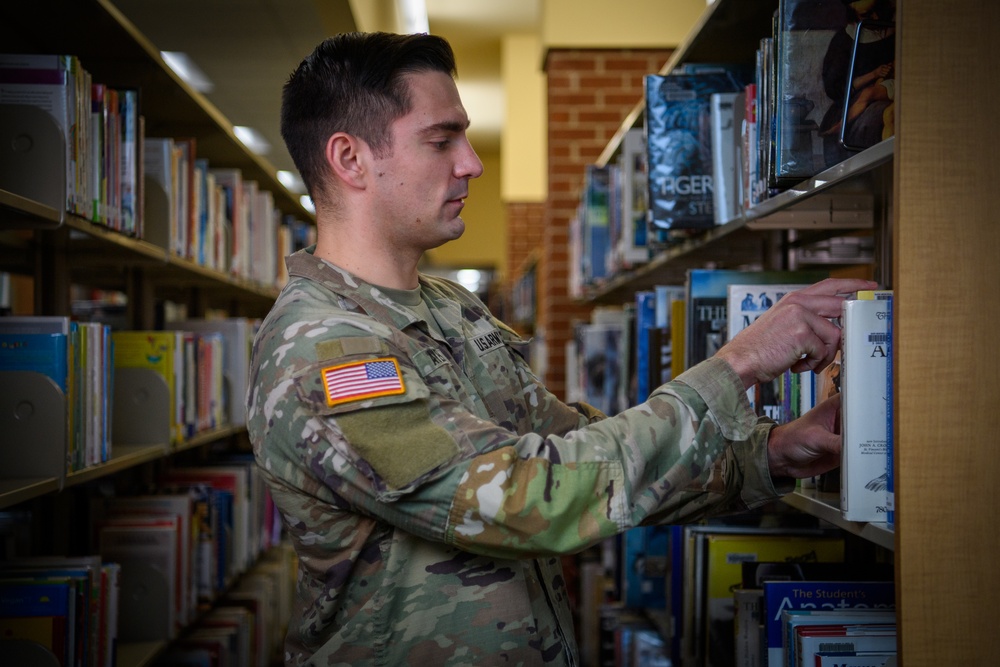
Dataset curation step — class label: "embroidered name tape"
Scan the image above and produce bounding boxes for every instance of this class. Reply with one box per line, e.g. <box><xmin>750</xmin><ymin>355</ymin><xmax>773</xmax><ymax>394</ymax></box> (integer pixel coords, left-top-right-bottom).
<box><xmin>322</xmin><ymin>357</ymin><xmax>405</xmax><ymax>406</ymax></box>
<box><xmin>472</xmin><ymin>328</ymin><xmax>504</xmax><ymax>355</ymax></box>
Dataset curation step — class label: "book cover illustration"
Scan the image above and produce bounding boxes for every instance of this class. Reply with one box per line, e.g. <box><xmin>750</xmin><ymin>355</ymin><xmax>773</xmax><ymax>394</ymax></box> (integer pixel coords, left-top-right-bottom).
<box><xmin>644</xmin><ymin>70</ymin><xmax>744</xmax><ymax>239</ymax></box>
<box><xmin>686</xmin><ymin>269</ymin><xmax>827</xmax><ymax>370</ymax></box>
<box><xmin>773</xmin><ymin>0</ymin><xmax>896</xmax><ymax>184</ymax></box>
<box><xmin>727</xmin><ymin>283</ymin><xmax>814</xmax><ymax>422</ymax></box>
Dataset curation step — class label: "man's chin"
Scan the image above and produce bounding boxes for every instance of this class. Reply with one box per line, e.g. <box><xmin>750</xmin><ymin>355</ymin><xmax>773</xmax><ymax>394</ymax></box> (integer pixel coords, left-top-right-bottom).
<box><xmin>425</xmin><ymin>218</ymin><xmax>465</xmax><ymax>250</ymax></box>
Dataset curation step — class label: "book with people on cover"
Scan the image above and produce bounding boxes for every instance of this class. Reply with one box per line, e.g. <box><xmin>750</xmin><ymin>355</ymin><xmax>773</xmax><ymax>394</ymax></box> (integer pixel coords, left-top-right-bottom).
<box><xmin>685</xmin><ymin>269</ymin><xmax>827</xmax><ymax>371</ymax></box>
<box><xmin>773</xmin><ymin>0</ymin><xmax>896</xmax><ymax>185</ymax></box>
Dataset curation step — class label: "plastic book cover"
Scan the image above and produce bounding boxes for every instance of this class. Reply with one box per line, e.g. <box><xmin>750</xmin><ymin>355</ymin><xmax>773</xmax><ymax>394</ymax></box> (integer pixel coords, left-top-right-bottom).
<box><xmin>644</xmin><ymin>69</ymin><xmax>745</xmax><ymax>238</ymax></box>
<box><xmin>773</xmin><ymin>0</ymin><xmax>896</xmax><ymax>183</ymax></box>
<box><xmin>840</xmin><ymin>295</ymin><xmax>891</xmax><ymax>522</ymax></box>
<box><xmin>685</xmin><ymin>269</ymin><xmax>827</xmax><ymax>370</ymax></box>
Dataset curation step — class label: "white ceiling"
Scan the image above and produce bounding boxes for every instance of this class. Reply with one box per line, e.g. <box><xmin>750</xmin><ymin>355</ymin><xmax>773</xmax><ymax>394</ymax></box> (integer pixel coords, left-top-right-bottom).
<box><xmin>112</xmin><ymin>0</ymin><xmax>541</xmax><ymax>186</ymax></box>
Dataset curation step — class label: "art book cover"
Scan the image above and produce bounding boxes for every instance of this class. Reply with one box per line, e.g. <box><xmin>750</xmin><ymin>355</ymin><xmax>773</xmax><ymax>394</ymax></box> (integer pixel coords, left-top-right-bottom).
<box><xmin>840</xmin><ymin>295</ymin><xmax>892</xmax><ymax>522</ymax></box>
<box><xmin>686</xmin><ymin>269</ymin><xmax>827</xmax><ymax>370</ymax></box>
<box><xmin>644</xmin><ymin>69</ymin><xmax>745</xmax><ymax>239</ymax></box>
<box><xmin>773</xmin><ymin>0</ymin><xmax>896</xmax><ymax>184</ymax></box>
<box><xmin>710</xmin><ymin>91</ymin><xmax>740</xmax><ymax>225</ymax></box>
<box><xmin>616</xmin><ymin>127</ymin><xmax>650</xmax><ymax>269</ymax></box>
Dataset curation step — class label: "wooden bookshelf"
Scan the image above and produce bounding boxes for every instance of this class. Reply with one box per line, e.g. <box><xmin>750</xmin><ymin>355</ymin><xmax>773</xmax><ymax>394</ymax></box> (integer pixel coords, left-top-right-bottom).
<box><xmin>579</xmin><ymin>0</ymin><xmax>1000</xmax><ymax>664</ymax></box>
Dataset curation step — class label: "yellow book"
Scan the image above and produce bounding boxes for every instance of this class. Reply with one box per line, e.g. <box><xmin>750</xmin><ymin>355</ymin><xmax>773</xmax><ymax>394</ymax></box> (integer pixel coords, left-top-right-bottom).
<box><xmin>112</xmin><ymin>331</ymin><xmax>183</xmax><ymax>444</ymax></box>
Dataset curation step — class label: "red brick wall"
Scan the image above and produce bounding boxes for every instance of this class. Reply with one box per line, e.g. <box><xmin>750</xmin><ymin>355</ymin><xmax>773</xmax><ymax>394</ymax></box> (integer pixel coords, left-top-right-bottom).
<box><xmin>506</xmin><ymin>201</ymin><xmax>546</xmax><ymax>280</ymax></box>
<box><xmin>539</xmin><ymin>48</ymin><xmax>673</xmax><ymax>398</ymax></box>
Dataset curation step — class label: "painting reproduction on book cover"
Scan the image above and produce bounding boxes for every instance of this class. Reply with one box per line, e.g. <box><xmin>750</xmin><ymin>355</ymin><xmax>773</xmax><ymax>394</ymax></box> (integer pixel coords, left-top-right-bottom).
<box><xmin>774</xmin><ymin>0</ymin><xmax>896</xmax><ymax>183</ymax></box>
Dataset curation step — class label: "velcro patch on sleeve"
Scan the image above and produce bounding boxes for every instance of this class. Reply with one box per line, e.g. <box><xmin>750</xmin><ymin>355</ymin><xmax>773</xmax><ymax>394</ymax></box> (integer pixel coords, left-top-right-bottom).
<box><xmin>336</xmin><ymin>399</ymin><xmax>459</xmax><ymax>490</ymax></box>
<box><xmin>322</xmin><ymin>357</ymin><xmax>406</xmax><ymax>406</ymax></box>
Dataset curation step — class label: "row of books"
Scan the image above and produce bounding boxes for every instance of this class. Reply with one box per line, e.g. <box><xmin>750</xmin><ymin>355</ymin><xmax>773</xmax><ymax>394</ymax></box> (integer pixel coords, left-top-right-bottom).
<box><xmin>0</xmin><ymin>315</ymin><xmax>113</xmax><ymax>473</ymax></box>
<box><xmin>0</xmin><ymin>462</ymin><xmax>291</xmax><ymax>666</ymax></box>
<box><xmin>0</xmin><ymin>53</ymin><xmax>120</xmax><ymax>226</ymax></box>
<box><xmin>564</xmin><ymin>270</ymin><xmax>894</xmax><ymax>527</ymax></box>
<box><xmin>0</xmin><ymin>555</ymin><xmax>121</xmax><ymax>667</ymax></box>
<box><xmin>154</xmin><ymin>542</ymin><xmax>296</xmax><ymax>667</ymax></box>
<box><xmin>88</xmin><ymin>457</ymin><xmax>284</xmax><ymax>639</ymax></box>
<box><xmin>583</xmin><ymin>517</ymin><xmax>896</xmax><ymax>667</ymax></box>
<box><xmin>569</xmin><ymin>0</ymin><xmax>895</xmax><ymax>293</ymax></box>
<box><xmin>0</xmin><ymin>315</ymin><xmax>258</xmax><ymax>479</ymax></box>
<box><xmin>0</xmin><ymin>51</ymin><xmax>314</xmax><ymax>289</ymax></box>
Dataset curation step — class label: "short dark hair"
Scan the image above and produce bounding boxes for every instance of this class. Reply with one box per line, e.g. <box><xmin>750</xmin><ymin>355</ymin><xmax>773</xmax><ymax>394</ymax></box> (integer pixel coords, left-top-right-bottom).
<box><xmin>280</xmin><ymin>32</ymin><xmax>457</xmax><ymax>203</ymax></box>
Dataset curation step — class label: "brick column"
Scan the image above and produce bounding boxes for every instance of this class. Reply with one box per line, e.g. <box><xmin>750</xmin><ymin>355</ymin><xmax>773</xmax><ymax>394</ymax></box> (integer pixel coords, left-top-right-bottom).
<box><xmin>540</xmin><ymin>48</ymin><xmax>673</xmax><ymax>398</ymax></box>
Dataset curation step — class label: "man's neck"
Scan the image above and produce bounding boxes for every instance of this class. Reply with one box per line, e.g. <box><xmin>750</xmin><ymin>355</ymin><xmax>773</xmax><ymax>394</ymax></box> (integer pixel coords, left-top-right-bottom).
<box><xmin>313</xmin><ymin>234</ymin><xmax>421</xmax><ymax>290</ymax></box>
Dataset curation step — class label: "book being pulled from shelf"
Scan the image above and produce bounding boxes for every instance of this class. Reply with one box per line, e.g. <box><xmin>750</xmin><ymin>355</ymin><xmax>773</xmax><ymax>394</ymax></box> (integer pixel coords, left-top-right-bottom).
<box><xmin>840</xmin><ymin>290</ymin><xmax>893</xmax><ymax>523</ymax></box>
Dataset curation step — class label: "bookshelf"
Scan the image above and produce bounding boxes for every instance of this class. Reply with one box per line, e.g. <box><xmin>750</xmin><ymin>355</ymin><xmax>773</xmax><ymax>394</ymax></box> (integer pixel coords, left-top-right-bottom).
<box><xmin>577</xmin><ymin>0</ymin><xmax>1000</xmax><ymax>664</ymax></box>
<box><xmin>0</xmin><ymin>1</ymin><xmax>301</xmax><ymax>665</ymax></box>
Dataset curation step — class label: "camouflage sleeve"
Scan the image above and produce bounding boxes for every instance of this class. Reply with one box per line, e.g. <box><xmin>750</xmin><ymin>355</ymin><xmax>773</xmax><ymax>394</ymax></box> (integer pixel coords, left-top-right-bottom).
<box><xmin>445</xmin><ymin>357</ymin><xmax>788</xmax><ymax>558</ymax></box>
<box><xmin>253</xmin><ymin>305</ymin><xmax>787</xmax><ymax>561</ymax></box>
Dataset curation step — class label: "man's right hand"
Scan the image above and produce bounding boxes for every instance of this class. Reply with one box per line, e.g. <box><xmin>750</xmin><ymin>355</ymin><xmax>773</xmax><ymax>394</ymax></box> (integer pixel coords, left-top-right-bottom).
<box><xmin>714</xmin><ymin>278</ymin><xmax>878</xmax><ymax>389</ymax></box>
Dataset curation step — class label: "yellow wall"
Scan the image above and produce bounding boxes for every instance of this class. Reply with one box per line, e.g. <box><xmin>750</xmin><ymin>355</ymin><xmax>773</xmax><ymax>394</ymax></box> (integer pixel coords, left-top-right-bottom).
<box><xmin>542</xmin><ymin>0</ymin><xmax>707</xmax><ymax>48</ymax></box>
<box><xmin>501</xmin><ymin>33</ymin><xmax>547</xmax><ymax>203</ymax></box>
<box><xmin>425</xmin><ymin>151</ymin><xmax>506</xmax><ymax>272</ymax></box>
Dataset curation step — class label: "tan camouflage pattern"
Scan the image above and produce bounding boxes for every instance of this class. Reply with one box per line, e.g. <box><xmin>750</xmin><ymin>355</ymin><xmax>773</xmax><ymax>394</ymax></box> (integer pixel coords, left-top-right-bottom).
<box><xmin>246</xmin><ymin>247</ymin><xmax>785</xmax><ymax>666</ymax></box>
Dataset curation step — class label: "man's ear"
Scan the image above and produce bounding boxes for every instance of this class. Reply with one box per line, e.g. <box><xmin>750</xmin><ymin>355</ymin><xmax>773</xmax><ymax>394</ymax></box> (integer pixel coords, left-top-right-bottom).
<box><xmin>325</xmin><ymin>132</ymin><xmax>366</xmax><ymax>188</ymax></box>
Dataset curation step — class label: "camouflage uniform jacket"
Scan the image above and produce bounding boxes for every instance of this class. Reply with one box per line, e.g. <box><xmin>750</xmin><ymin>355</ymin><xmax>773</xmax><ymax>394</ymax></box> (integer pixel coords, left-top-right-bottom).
<box><xmin>247</xmin><ymin>247</ymin><xmax>790</xmax><ymax>667</ymax></box>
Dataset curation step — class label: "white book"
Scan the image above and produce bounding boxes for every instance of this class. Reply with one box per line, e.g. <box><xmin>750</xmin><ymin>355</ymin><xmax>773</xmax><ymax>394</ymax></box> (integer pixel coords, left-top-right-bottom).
<box><xmin>840</xmin><ymin>297</ymin><xmax>892</xmax><ymax>522</ymax></box>
<box><xmin>711</xmin><ymin>92</ymin><xmax>740</xmax><ymax>224</ymax></box>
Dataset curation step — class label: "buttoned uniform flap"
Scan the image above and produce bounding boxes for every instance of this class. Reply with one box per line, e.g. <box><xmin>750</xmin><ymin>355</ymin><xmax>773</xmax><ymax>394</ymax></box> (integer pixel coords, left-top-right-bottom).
<box><xmin>495</xmin><ymin>322</ymin><xmax>532</xmax><ymax>362</ymax></box>
<box><xmin>292</xmin><ymin>345</ymin><xmax>459</xmax><ymax>499</ymax></box>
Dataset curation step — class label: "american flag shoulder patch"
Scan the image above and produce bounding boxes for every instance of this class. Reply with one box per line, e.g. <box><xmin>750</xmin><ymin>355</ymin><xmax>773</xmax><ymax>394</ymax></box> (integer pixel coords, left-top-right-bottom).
<box><xmin>322</xmin><ymin>357</ymin><xmax>406</xmax><ymax>407</ymax></box>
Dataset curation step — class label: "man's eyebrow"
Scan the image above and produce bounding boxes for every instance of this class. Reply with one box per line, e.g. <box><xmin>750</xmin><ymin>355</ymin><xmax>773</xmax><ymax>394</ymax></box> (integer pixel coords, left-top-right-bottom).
<box><xmin>419</xmin><ymin>119</ymin><xmax>470</xmax><ymax>135</ymax></box>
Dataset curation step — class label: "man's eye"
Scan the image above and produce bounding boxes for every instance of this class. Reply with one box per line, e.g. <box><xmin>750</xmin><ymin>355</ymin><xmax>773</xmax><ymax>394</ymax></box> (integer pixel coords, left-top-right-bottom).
<box><xmin>432</xmin><ymin>140</ymin><xmax>450</xmax><ymax>150</ymax></box>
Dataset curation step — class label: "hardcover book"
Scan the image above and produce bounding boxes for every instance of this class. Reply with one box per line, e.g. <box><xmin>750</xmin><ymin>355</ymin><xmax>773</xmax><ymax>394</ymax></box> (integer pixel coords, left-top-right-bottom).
<box><xmin>644</xmin><ymin>70</ymin><xmax>745</xmax><ymax>239</ymax></box>
<box><xmin>686</xmin><ymin>269</ymin><xmax>827</xmax><ymax>370</ymax></box>
<box><xmin>773</xmin><ymin>0</ymin><xmax>896</xmax><ymax>184</ymax></box>
<box><xmin>710</xmin><ymin>91</ymin><xmax>740</xmax><ymax>225</ymax></box>
<box><xmin>112</xmin><ymin>330</ymin><xmax>184</xmax><ymax>444</ymax></box>
<box><xmin>762</xmin><ymin>580</ymin><xmax>895</xmax><ymax>667</ymax></box>
<box><xmin>0</xmin><ymin>579</ymin><xmax>74</xmax><ymax>666</ymax></box>
<box><xmin>840</xmin><ymin>294</ymin><xmax>892</xmax><ymax>522</ymax></box>
<box><xmin>727</xmin><ymin>283</ymin><xmax>814</xmax><ymax>421</ymax></box>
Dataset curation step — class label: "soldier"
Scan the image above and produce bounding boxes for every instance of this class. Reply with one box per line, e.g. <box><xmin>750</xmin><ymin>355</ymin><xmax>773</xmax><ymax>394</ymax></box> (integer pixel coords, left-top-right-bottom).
<box><xmin>247</xmin><ymin>31</ymin><xmax>876</xmax><ymax>666</ymax></box>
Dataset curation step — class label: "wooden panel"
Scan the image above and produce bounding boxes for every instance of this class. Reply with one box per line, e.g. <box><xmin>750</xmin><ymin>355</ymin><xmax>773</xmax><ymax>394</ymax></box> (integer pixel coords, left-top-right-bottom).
<box><xmin>894</xmin><ymin>0</ymin><xmax>1000</xmax><ymax>663</ymax></box>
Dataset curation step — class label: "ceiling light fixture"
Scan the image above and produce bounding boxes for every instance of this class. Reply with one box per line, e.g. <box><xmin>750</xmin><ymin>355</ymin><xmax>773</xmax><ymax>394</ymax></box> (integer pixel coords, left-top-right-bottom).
<box><xmin>277</xmin><ymin>170</ymin><xmax>306</xmax><ymax>194</ymax></box>
<box><xmin>396</xmin><ymin>0</ymin><xmax>429</xmax><ymax>34</ymax></box>
<box><xmin>233</xmin><ymin>125</ymin><xmax>271</xmax><ymax>156</ymax></box>
<box><xmin>160</xmin><ymin>51</ymin><xmax>214</xmax><ymax>93</ymax></box>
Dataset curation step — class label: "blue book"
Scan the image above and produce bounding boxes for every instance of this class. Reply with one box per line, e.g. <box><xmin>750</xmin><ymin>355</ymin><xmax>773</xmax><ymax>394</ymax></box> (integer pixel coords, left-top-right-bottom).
<box><xmin>0</xmin><ymin>579</ymin><xmax>76</xmax><ymax>666</ymax></box>
<box><xmin>762</xmin><ymin>579</ymin><xmax>895</xmax><ymax>667</ymax></box>
<box><xmin>0</xmin><ymin>332</ymin><xmax>69</xmax><ymax>393</ymax></box>
<box><xmin>633</xmin><ymin>291</ymin><xmax>656</xmax><ymax>403</ymax></box>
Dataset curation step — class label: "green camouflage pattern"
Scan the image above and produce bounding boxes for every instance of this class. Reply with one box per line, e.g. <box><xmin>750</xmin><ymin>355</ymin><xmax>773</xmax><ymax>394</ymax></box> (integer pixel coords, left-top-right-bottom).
<box><xmin>247</xmin><ymin>247</ymin><xmax>783</xmax><ymax>666</ymax></box>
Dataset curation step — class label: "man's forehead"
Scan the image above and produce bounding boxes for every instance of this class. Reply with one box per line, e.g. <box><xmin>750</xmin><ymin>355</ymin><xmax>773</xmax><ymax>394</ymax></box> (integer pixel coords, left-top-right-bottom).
<box><xmin>400</xmin><ymin>71</ymin><xmax>470</xmax><ymax>131</ymax></box>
